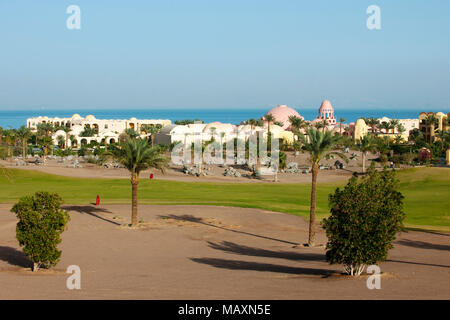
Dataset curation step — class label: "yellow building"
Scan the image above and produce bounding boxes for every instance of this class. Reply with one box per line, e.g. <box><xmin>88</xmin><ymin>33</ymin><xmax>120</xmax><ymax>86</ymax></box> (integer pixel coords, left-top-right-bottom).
<box><xmin>419</xmin><ymin>112</ymin><xmax>450</xmax><ymax>143</ymax></box>
<box><xmin>353</xmin><ymin>118</ymin><xmax>410</xmax><ymax>142</ymax></box>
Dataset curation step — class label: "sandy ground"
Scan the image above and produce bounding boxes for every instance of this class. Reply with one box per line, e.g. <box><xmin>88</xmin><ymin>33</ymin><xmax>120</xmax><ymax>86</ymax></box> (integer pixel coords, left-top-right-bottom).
<box><xmin>1</xmin><ymin>151</ymin><xmax>389</xmax><ymax>184</ymax></box>
<box><xmin>1</xmin><ymin>203</ymin><xmax>449</xmax><ymax>299</ymax></box>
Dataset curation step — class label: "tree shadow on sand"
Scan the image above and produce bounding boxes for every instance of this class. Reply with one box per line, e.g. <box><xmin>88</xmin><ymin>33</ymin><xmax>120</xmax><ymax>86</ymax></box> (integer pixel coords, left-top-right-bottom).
<box><xmin>395</xmin><ymin>239</ymin><xmax>450</xmax><ymax>251</ymax></box>
<box><xmin>0</xmin><ymin>246</ymin><xmax>32</xmax><ymax>268</ymax></box>
<box><xmin>63</xmin><ymin>205</ymin><xmax>120</xmax><ymax>226</ymax></box>
<box><xmin>158</xmin><ymin>214</ymin><xmax>299</xmax><ymax>245</ymax></box>
<box><xmin>190</xmin><ymin>258</ymin><xmax>335</xmax><ymax>277</ymax></box>
<box><xmin>206</xmin><ymin>241</ymin><xmax>325</xmax><ymax>262</ymax></box>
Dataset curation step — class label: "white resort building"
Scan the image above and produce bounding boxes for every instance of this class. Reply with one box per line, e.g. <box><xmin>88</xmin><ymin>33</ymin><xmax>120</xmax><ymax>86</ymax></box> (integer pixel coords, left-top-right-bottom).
<box><xmin>154</xmin><ymin>121</ymin><xmax>295</xmax><ymax>146</ymax></box>
<box><xmin>27</xmin><ymin>114</ymin><xmax>171</xmax><ymax>147</ymax></box>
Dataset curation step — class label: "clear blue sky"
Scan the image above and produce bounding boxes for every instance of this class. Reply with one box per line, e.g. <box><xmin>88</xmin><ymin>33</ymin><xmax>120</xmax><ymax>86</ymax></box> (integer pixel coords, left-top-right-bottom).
<box><xmin>0</xmin><ymin>0</ymin><xmax>449</xmax><ymax>110</ymax></box>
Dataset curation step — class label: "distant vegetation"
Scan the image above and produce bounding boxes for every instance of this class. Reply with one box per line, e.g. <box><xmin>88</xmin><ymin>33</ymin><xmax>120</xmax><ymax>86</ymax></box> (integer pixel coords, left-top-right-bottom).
<box><xmin>174</xmin><ymin>119</ymin><xmax>204</xmax><ymax>125</ymax></box>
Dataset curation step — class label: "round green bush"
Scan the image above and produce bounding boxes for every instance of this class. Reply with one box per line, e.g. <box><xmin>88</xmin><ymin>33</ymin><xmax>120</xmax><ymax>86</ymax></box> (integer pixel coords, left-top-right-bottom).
<box><xmin>11</xmin><ymin>191</ymin><xmax>70</xmax><ymax>272</ymax></box>
<box><xmin>322</xmin><ymin>166</ymin><xmax>405</xmax><ymax>276</ymax></box>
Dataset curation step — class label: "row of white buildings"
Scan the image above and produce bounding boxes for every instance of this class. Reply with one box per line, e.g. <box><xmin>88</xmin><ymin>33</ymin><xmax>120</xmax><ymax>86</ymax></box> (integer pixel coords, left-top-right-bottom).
<box><xmin>26</xmin><ymin>114</ymin><xmax>296</xmax><ymax>148</ymax></box>
<box><xmin>26</xmin><ymin>103</ymin><xmax>421</xmax><ymax>148</ymax></box>
<box><xmin>26</xmin><ymin>114</ymin><xmax>171</xmax><ymax>147</ymax></box>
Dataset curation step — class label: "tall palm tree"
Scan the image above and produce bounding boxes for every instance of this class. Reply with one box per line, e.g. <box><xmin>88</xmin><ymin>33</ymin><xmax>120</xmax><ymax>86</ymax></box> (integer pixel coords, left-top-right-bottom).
<box><xmin>69</xmin><ymin>135</ymin><xmax>77</xmax><ymax>147</ymax></box>
<box><xmin>148</xmin><ymin>124</ymin><xmax>163</xmax><ymax>146</ymax></box>
<box><xmin>37</xmin><ymin>123</ymin><xmax>54</xmax><ymax>158</ymax></box>
<box><xmin>297</xmin><ymin>128</ymin><xmax>347</xmax><ymax>246</ymax></box>
<box><xmin>424</xmin><ymin>115</ymin><xmax>439</xmax><ymax>144</ymax></box>
<box><xmin>339</xmin><ymin>118</ymin><xmax>346</xmax><ymax>135</ymax></box>
<box><xmin>16</xmin><ymin>126</ymin><xmax>32</xmax><ymax>160</ymax></box>
<box><xmin>289</xmin><ymin>115</ymin><xmax>307</xmax><ymax>132</ymax></box>
<box><xmin>255</xmin><ymin>119</ymin><xmax>264</xmax><ymax>127</ymax></box>
<box><xmin>0</xmin><ymin>126</ymin><xmax>3</xmax><ymax>145</ymax></box>
<box><xmin>396</xmin><ymin>123</ymin><xmax>406</xmax><ymax>135</ymax></box>
<box><xmin>62</xmin><ymin>126</ymin><xmax>72</xmax><ymax>149</ymax></box>
<box><xmin>124</xmin><ymin>128</ymin><xmax>139</xmax><ymax>140</ymax></box>
<box><xmin>57</xmin><ymin>135</ymin><xmax>66</xmax><ymax>148</ymax></box>
<box><xmin>314</xmin><ymin>121</ymin><xmax>325</xmax><ymax>131</ymax></box>
<box><xmin>389</xmin><ymin>119</ymin><xmax>400</xmax><ymax>134</ymax></box>
<box><xmin>109</xmin><ymin>138</ymin><xmax>169</xmax><ymax>226</ymax></box>
<box><xmin>366</xmin><ymin>118</ymin><xmax>380</xmax><ymax>134</ymax></box>
<box><xmin>379</xmin><ymin>122</ymin><xmax>391</xmax><ymax>134</ymax></box>
<box><xmin>4</xmin><ymin>129</ymin><xmax>17</xmax><ymax>157</ymax></box>
<box><xmin>354</xmin><ymin>135</ymin><xmax>377</xmax><ymax>173</ymax></box>
<box><xmin>343</xmin><ymin>126</ymin><xmax>350</xmax><ymax>136</ymax></box>
<box><xmin>321</xmin><ymin>119</ymin><xmax>328</xmax><ymax>132</ymax></box>
<box><xmin>264</xmin><ymin>114</ymin><xmax>275</xmax><ymax>139</ymax></box>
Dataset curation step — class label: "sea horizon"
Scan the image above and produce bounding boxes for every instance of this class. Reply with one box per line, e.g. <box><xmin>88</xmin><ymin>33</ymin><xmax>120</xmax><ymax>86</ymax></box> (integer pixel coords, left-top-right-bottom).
<box><xmin>0</xmin><ymin>108</ymin><xmax>448</xmax><ymax>129</ymax></box>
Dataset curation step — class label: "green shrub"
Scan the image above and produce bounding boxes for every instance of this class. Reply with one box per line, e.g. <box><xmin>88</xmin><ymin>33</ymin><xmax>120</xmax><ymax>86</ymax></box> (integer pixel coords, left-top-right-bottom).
<box><xmin>11</xmin><ymin>192</ymin><xmax>70</xmax><ymax>272</ymax></box>
<box><xmin>322</xmin><ymin>166</ymin><xmax>405</xmax><ymax>276</ymax></box>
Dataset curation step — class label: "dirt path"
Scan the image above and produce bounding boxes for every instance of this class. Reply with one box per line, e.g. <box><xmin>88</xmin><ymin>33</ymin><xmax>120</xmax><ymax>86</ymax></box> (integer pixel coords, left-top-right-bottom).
<box><xmin>1</xmin><ymin>204</ymin><xmax>449</xmax><ymax>299</ymax></box>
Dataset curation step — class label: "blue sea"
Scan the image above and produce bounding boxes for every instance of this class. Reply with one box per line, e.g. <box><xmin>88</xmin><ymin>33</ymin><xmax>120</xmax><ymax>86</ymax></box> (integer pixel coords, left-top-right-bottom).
<box><xmin>0</xmin><ymin>108</ymin><xmax>442</xmax><ymax>129</ymax></box>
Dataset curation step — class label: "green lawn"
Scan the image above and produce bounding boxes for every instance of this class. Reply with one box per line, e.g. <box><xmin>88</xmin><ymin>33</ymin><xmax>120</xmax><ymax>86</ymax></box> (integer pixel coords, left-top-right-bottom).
<box><xmin>1</xmin><ymin>167</ymin><xmax>449</xmax><ymax>232</ymax></box>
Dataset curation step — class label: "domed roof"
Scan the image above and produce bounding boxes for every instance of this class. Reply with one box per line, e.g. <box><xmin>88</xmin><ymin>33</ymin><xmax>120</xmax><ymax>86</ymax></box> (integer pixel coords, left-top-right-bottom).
<box><xmin>85</xmin><ymin>115</ymin><xmax>96</xmax><ymax>121</ymax></box>
<box><xmin>263</xmin><ymin>124</ymin><xmax>284</xmax><ymax>132</ymax></box>
<box><xmin>71</xmin><ymin>114</ymin><xmax>82</xmax><ymax>120</ymax></box>
<box><xmin>129</xmin><ymin>117</ymin><xmax>137</xmax><ymax>121</ymax></box>
<box><xmin>356</xmin><ymin>118</ymin><xmax>367</xmax><ymax>126</ymax></box>
<box><xmin>238</xmin><ymin>124</ymin><xmax>262</xmax><ymax>133</ymax></box>
<box><xmin>53</xmin><ymin>129</ymin><xmax>66</xmax><ymax>137</ymax></box>
<box><xmin>319</xmin><ymin>100</ymin><xmax>334</xmax><ymax>112</ymax></box>
<box><xmin>264</xmin><ymin>105</ymin><xmax>303</xmax><ymax>130</ymax></box>
<box><xmin>203</xmin><ymin>122</ymin><xmax>235</xmax><ymax>133</ymax></box>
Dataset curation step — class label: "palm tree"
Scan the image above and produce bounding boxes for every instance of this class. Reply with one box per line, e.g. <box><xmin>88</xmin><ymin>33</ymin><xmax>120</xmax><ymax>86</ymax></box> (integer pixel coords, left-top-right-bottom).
<box><xmin>264</xmin><ymin>114</ymin><xmax>275</xmax><ymax>138</ymax></box>
<box><xmin>62</xmin><ymin>126</ymin><xmax>72</xmax><ymax>149</ymax></box>
<box><xmin>148</xmin><ymin>125</ymin><xmax>163</xmax><ymax>146</ymax></box>
<box><xmin>246</xmin><ymin>118</ymin><xmax>257</xmax><ymax>131</ymax></box>
<box><xmin>109</xmin><ymin>138</ymin><xmax>169</xmax><ymax>226</ymax></box>
<box><xmin>140</xmin><ymin>124</ymin><xmax>161</xmax><ymax>146</ymax></box>
<box><xmin>297</xmin><ymin>128</ymin><xmax>347</xmax><ymax>246</ymax></box>
<box><xmin>389</xmin><ymin>119</ymin><xmax>400</xmax><ymax>134</ymax></box>
<box><xmin>16</xmin><ymin>126</ymin><xmax>32</xmax><ymax>160</ymax></box>
<box><xmin>424</xmin><ymin>115</ymin><xmax>439</xmax><ymax>143</ymax></box>
<box><xmin>57</xmin><ymin>135</ymin><xmax>66</xmax><ymax>149</ymax></box>
<box><xmin>69</xmin><ymin>135</ymin><xmax>77</xmax><ymax>148</ymax></box>
<box><xmin>394</xmin><ymin>135</ymin><xmax>403</xmax><ymax>145</ymax></box>
<box><xmin>366</xmin><ymin>118</ymin><xmax>380</xmax><ymax>134</ymax></box>
<box><xmin>289</xmin><ymin>115</ymin><xmax>307</xmax><ymax>132</ymax></box>
<box><xmin>339</xmin><ymin>118</ymin><xmax>346</xmax><ymax>135</ymax></box>
<box><xmin>0</xmin><ymin>126</ymin><xmax>3</xmax><ymax>145</ymax></box>
<box><xmin>354</xmin><ymin>135</ymin><xmax>377</xmax><ymax>173</ymax></box>
<box><xmin>80</xmin><ymin>126</ymin><xmax>98</xmax><ymax>137</ymax></box>
<box><xmin>396</xmin><ymin>123</ymin><xmax>406</xmax><ymax>135</ymax></box>
<box><xmin>343</xmin><ymin>126</ymin><xmax>350</xmax><ymax>136</ymax></box>
<box><xmin>4</xmin><ymin>129</ymin><xmax>15</xmax><ymax>157</ymax></box>
<box><xmin>321</xmin><ymin>119</ymin><xmax>328</xmax><ymax>132</ymax></box>
<box><xmin>36</xmin><ymin>123</ymin><xmax>54</xmax><ymax>158</ymax></box>
<box><xmin>379</xmin><ymin>122</ymin><xmax>391</xmax><ymax>134</ymax></box>
<box><xmin>124</xmin><ymin>128</ymin><xmax>139</xmax><ymax>140</ymax></box>
<box><xmin>436</xmin><ymin>130</ymin><xmax>450</xmax><ymax>153</ymax></box>
<box><xmin>314</xmin><ymin>121</ymin><xmax>325</xmax><ymax>131</ymax></box>
<box><xmin>39</xmin><ymin>136</ymin><xmax>53</xmax><ymax>159</ymax></box>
